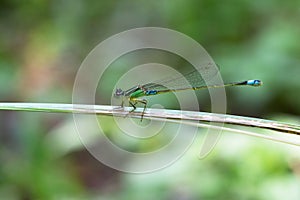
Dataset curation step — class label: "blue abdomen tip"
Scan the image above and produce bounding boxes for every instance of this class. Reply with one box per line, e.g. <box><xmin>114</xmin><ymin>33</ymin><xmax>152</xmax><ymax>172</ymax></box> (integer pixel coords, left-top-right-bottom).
<box><xmin>247</xmin><ymin>80</ymin><xmax>262</xmax><ymax>86</ymax></box>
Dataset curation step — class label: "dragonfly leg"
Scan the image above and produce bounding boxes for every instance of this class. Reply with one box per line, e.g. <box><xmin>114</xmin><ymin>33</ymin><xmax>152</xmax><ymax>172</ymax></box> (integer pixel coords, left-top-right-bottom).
<box><xmin>128</xmin><ymin>99</ymin><xmax>147</xmax><ymax>121</ymax></box>
<box><xmin>113</xmin><ymin>97</ymin><xmax>125</xmax><ymax>111</ymax></box>
<box><xmin>129</xmin><ymin>101</ymin><xmax>137</xmax><ymax>112</ymax></box>
<box><xmin>140</xmin><ymin>99</ymin><xmax>147</xmax><ymax>121</ymax></box>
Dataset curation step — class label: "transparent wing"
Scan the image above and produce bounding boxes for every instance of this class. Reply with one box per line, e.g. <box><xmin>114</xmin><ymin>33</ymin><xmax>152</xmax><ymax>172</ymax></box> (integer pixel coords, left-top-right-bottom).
<box><xmin>142</xmin><ymin>62</ymin><xmax>219</xmax><ymax>91</ymax></box>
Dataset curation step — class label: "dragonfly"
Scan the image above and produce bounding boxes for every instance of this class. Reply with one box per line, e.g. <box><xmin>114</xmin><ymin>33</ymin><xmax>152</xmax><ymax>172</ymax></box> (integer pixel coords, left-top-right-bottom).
<box><xmin>114</xmin><ymin>67</ymin><xmax>262</xmax><ymax>121</ymax></box>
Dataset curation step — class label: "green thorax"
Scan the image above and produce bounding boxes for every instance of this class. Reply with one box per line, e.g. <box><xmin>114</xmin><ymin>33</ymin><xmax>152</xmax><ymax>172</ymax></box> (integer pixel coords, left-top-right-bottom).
<box><xmin>129</xmin><ymin>89</ymin><xmax>146</xmax><ymax>99</ymax></box>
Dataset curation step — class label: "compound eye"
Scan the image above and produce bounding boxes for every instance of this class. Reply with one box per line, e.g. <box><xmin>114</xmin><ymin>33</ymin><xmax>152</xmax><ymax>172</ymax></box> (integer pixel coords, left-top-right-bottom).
<box><xmin>115</xmin><ymin>88</ymin><xmax>124</xmax><ymax>96</ymax></box>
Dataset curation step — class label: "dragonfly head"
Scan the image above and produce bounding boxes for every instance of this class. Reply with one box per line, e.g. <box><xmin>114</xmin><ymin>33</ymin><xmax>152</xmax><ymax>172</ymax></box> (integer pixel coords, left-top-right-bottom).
<box><xmin>114</xmin><ymin>88</ymin><xmax>125</xmax><ymax>98</ymax></box>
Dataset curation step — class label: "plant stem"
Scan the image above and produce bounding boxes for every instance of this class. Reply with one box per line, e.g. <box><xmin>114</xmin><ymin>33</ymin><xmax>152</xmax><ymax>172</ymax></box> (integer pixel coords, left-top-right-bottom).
<box><xmin>0</xmin><ymin>102</ymin><xmax>299</xmax><ymax>135</ymax></box>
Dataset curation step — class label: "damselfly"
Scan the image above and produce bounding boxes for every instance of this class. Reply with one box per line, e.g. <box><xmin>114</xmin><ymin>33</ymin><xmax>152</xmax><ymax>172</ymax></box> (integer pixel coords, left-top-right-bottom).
<box><xmin>114</xmin><ymin>67</ymin><xmax>262</xmax><ymax>121</ymax></box>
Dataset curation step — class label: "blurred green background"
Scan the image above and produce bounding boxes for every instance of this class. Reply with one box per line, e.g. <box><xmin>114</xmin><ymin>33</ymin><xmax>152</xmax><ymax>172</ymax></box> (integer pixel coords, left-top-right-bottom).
<box><xmin>1</xmin><ymin>0</ymin><xmax>300</xmax><ymax>199</ymax></box>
